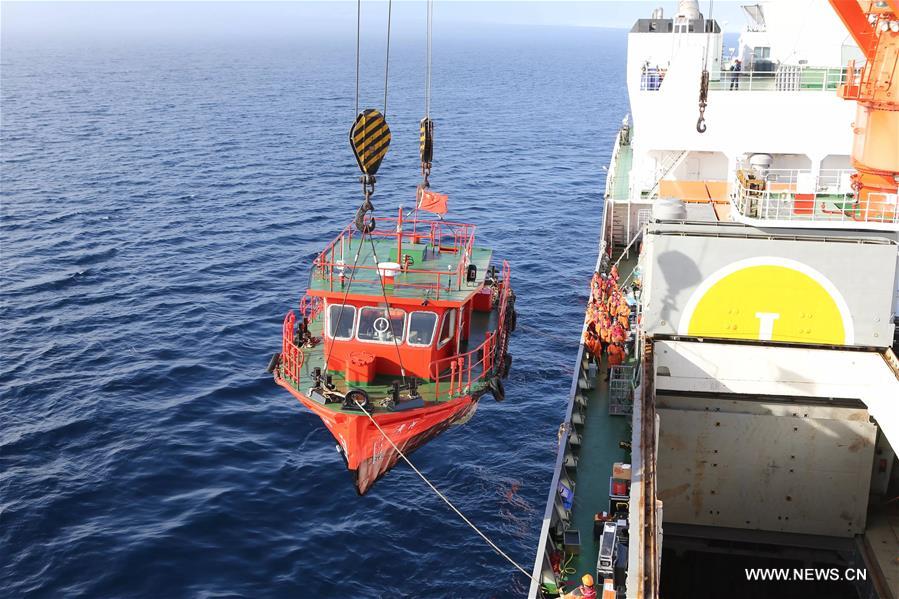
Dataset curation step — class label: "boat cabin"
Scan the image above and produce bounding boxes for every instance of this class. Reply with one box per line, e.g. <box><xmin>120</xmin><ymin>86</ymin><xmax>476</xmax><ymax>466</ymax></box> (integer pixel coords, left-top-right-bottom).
<box><xmin>304</xmin><ymin>213</ymin><xmax>504</xmax><ymax>388</ymax></box>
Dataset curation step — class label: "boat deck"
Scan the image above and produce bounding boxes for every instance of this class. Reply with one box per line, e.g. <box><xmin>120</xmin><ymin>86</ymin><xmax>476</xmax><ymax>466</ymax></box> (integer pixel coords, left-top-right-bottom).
<box><xmin>308</xmin><ymin>237</ymin><xmax>494</xmax><ymax>303</ymax></box>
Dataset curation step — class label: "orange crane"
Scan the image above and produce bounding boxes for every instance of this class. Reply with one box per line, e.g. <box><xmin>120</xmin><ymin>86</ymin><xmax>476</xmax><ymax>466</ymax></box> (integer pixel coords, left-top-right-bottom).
<box><xmin>829</xmin><ymin>0</ymin><xmax>899</xmax><ymax>221</ymax></box>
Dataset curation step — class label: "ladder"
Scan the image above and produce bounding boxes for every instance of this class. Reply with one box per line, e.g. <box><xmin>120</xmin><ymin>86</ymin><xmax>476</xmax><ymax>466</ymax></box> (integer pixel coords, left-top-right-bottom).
<box><xmin>647</xmin><ymin>150</ymin><xmax>689</xmax><ymax>199</ymax></box>
<box><xmin>609</xmin><ymin>200</ymin><xmax>628</xmax><ymax>249</ymax></box>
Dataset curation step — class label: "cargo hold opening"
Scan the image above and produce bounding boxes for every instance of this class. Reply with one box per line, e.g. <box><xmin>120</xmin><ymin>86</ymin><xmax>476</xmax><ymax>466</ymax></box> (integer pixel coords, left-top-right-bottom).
<box><xmin>651</xmin><ymin>341</ymin><xmax>899</xmax><ymax>598</ymax></box>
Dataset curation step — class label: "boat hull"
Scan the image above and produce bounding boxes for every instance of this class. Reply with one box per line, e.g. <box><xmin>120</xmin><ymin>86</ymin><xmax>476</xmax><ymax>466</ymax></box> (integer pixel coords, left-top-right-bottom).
<box><xmin>276</xmin><ymin>376</ymin><xmax>479</xmax><ymax>494</ymax></box>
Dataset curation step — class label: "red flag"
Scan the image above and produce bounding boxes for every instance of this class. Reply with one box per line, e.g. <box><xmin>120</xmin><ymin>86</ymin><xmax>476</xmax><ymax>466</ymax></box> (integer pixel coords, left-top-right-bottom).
<box><xmin>417</xmin><ymin>187</ymin><xmax>448</xmax><ymax>215</ymax></box>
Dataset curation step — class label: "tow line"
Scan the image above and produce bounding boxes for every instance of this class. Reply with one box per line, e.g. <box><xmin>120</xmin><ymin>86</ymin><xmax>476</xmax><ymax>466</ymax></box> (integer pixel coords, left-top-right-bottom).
<box><xmin>354</xmin><ymin>400</ymin><xmax>541</xmax><ymax>586</ymax></box>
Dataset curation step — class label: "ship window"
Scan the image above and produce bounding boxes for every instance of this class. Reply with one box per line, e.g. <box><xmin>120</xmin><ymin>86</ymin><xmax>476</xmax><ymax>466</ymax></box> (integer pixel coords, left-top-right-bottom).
<box><xmin>407</xmin><ymin>311</ymin><xmax>438</xmax><ymax>347</ymax></box>
<box><xmin>438</xmin><ymin>309</ymin><xmax>456</xmax><ymax>348</ymax></box>
<box><xmin>357</xmin><ymin>306</ymin><xmax>406</xmax><ymax>344</ymax></box>
<box><xmin>752</xmin><ymin>46</ymin><xmax>770</xmax><ymax>60</ymax></box>
<box><xmin>327</xmin><ymin>304</ymin><xmax>356</xmax><ymax>340</ymax></box>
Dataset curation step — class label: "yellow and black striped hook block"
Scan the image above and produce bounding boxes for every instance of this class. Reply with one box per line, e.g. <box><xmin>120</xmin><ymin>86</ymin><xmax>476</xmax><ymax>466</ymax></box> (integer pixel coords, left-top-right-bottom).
<box><xmin>349</xmin><ymin>109</ymin><xmax>391</xmax><ymax>179</ymax></box>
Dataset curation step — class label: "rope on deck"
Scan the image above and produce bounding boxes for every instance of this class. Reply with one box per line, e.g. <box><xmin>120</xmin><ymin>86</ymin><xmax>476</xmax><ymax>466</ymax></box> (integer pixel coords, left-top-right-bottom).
<box><xmin>354</xmin><ymin>400</ymin><xmax>541</xmax><ymax>586</ymax></box>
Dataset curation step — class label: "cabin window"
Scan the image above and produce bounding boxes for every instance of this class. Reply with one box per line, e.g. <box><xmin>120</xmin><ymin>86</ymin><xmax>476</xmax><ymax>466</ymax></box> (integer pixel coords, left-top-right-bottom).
<box><xmin>438</xmin><ymin>309</ymin><xmax>456</xmax><ymax>348</ymax></box>
<box><xmin>357</xmin><ymin>306</ymin><xmax>406</xmax><ymax>344</ymax></box>
<box><xmin>327</xmin><ymin>304</ymin><xmax>356</xmax><ymax>340</ymax></box>
<box><xmin>407</xmin><ymin>311</ymin><xmax>438</xmax><ymax>347</ymax></box>
<box><xmin>752</xmin><ymin>46</ymin><xmax>771</xmax><ymax>61</ymax></box>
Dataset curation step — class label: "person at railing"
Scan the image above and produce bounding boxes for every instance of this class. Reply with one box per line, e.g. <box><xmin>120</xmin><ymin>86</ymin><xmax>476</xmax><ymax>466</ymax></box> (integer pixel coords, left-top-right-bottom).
<box><xmin>729</xmin><ymin>58</ymin><xmax>742</xmax><ymax>90</ymax></box>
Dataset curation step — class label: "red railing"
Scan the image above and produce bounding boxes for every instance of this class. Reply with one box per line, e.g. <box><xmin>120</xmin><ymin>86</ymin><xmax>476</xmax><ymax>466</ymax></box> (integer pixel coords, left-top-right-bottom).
<box><xmin>299</xmin><ymin>294</ymin><xmax>323</xmax><ymax>322</ymax></box>
<box><xmin>281</xmin><ymin>311</ymin><xmax>304</xmax><ymax>387</ymax></box>
<box><xmin>428</xmin><ymin>260</ymin><xmax>512</xmax><ymax>400</ymax></box>
<box><xmin>279</xmin><ymin>295</ymin><xmax>323</xmax><ymax>388</ymax></box>
<box><xmin>312</xmin><ymin>216</ymin><xmax>477</xmax><ymax>298</ymax></box>
<box><xmin>430</xmin><ymin>331</ymin><xmax>497</xmax><ymax>399</ymax></box>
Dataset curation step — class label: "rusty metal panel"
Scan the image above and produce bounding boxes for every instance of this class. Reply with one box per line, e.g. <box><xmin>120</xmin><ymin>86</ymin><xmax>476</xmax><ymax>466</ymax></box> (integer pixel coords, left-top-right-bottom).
<box><xmin>657</xmin><ymin>400</ymin><xmax>876</xmax><ymax>537</ymax></box>
<box><xmin>640</xmin><ymin>230</ymin><xmax>897</xmax><ymax>347</ymax></box>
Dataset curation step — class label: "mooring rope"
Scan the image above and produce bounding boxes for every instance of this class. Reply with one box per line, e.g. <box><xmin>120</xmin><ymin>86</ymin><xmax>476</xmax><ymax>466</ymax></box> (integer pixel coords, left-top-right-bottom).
<box><xmin>355</xmin><ymin>400</ymin><xmax>541</xmax><ymax>585</ymax></box>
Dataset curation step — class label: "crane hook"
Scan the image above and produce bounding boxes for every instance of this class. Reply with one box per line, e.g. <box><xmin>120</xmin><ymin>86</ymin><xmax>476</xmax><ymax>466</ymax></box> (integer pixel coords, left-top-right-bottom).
<box><xmin>696</xmin><ymin>69</ymin><xmax>710</xmax><ymax>134</ymax></box>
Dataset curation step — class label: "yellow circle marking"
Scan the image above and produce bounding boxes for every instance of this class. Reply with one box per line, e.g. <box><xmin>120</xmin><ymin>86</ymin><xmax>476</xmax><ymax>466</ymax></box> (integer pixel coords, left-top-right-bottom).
<box><xmin>687</xmin><ymin>265</ymin><xmax>846</xmax><ymax>344</ymax></box>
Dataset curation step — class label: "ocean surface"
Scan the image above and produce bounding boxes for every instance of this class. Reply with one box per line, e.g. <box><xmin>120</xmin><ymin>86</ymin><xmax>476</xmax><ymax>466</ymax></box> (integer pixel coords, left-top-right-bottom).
<box><xmin>1</xmin><ymin>23</ymin><xmax>627</xmax><ymax>598</ymax></box>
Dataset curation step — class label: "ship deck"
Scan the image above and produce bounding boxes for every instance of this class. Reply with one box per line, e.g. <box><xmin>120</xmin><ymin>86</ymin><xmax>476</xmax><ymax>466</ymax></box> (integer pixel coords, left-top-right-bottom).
<box><xmin>563</xmin><ymin>250</ymin><xmax>639</xmax><ymax>587</ymax></box>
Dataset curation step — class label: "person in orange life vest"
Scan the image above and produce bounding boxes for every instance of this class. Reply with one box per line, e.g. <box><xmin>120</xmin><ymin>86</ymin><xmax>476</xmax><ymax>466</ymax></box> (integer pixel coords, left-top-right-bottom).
<box><xmin>591</xmin><ymin>273</ymin><xmax>602</xmax><ymax>303</ymax></box>
<box><xmin>607</xmin><ymin>342</ymin><xmax>625</xmax><ymax>365</ymax></box>
<box><xmin>599</xmin><ymin>314</ymin><xmax>612</xmax><ymax>344</ymax></box>
<box><xmin>610</xmin><ymin>264</ymin><xmax>619</xmax><ymax>282</ymax></box>
<box><xmin>563</xmin><ymin>574</ymin><xmax>597</xmax><ymax>599</ymax></box>
<box><xmin>604</xmin><ymin>342</ymin><xmax>625</xmax><ymax>381</ymax></box>
<box><xmin>616</xmin><ymin>302</ymin><xmax>631</xmax><ymax>328</ymax></box>
<box><xmin>610</xmin><ymin>322</ymin><xmax>626</xmax><ymax>344</ymax></box>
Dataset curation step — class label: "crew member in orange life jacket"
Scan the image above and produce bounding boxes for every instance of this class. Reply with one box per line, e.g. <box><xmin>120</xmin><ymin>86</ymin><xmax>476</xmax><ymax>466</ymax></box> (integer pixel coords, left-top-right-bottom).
<box><xmin>563</xmin><ymin>574</ymin><xmax>597</xmax><ymax>599</ymax></box>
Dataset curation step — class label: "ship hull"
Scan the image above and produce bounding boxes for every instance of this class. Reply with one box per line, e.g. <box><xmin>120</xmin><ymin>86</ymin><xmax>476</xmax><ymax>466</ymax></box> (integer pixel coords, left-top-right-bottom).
<box><xmin>276</xmin><ymin>377</ymin><xmax>478</xmax><ymax>494</ymax></box>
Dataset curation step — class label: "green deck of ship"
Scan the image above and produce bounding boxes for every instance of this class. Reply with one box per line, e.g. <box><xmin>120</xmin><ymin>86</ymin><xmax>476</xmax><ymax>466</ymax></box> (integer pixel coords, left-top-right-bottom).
<box><xmin>607</xmin><ymin>138</ymin><xmax>633</xmax><ymax>201</ymax></box>
<box><xmin>564</xmin><ymin>251</ymin><xmax>639</xmax><ymax>584</ymax></box>
<box><xmin>308</xmin><ymin>237</ymin><xmax>493</xmax><ymax>303</ymax></box>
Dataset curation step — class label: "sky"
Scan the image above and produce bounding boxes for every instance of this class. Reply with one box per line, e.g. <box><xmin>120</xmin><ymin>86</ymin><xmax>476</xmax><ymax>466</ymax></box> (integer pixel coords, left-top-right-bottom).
<box><xmin>1</xmin><ymin>1</ymin><xmax>751</xmax><ymax>42</ymax></box>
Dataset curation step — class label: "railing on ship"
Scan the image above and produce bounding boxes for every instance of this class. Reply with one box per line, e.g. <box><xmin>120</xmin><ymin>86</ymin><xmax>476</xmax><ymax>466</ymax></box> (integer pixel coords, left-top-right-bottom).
<box><xmin>279</xmin><ymin>295</ymin><xmax>323</xmax><ymax>389</ymax></box>
<box><xmin>709</xmin><ymin>64</ymin><xmax>861</xmax><ymax>92</ymax></box>
<box><xmin>604</xmin><ymin>126</ymin><xmax>628</xmax><ymax>200</ymax></box>
<box><xmin>313</xmin><ymin>216</ymin><xmax>477</xmax><ymax>300</ymax></box>
<box><xmin>429</xmin><ymin>261</ymin><xmax>512</xmax><ymax>401</ymax></box>
<box><xmin>731</xmin><ymin>167</ymin><xmax>899</xmax><ymax>226</ymax></box>
<box><xmin>641</xmin><ymin>64</ymin><xmax>861</xmax><ymax>93</ymax></box>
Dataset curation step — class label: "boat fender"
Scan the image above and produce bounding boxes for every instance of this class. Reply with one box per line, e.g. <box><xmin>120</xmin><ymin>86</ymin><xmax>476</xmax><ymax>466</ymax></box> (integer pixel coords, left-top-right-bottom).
<box><xmin>266</xmin><ymin>352</ymin><xmax>281</xmax><ymax>374</ymax></box>
<box><xmin>344</xmin><ymin>388</ymin><xmax>372</xmax><ymax>412</ymax></box>
<box><xmin>508</xmin><ymin>309</ymin><xmax>517</xmax><ymax>333</ymax></box>
<box><xmin>489</xmin><ymin>377</ymin><xmax>505</xmax><ymax>402</ymax></box>
<box><xmin>502</xmin><ymin>353</ymin><xmax>513</xmax><ymax>379</ymax></box>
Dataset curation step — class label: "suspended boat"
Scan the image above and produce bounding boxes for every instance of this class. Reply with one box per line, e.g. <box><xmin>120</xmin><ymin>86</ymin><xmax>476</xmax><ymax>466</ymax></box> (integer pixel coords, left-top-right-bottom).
<box><xmin>269</xmin><ymin>0</ymin><xmax>514</xmax><ymax>494</ymax></box>
<box><xmin>269</xmin><ymin>206</ymin><xmax>515</xmax><ymax>494</ymax></box>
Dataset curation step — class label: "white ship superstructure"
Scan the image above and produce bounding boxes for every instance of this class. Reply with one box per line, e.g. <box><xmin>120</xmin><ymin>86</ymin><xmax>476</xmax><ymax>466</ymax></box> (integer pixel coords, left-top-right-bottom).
<box><xmin>530</xmin><ymin>1</ymin><xmax>899</xmax><ymax>597</ymax></box>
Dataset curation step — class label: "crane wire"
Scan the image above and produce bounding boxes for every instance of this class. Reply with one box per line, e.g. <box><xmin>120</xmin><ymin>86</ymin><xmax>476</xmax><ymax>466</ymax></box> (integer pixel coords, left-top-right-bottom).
<box><xmin>354</xmin><ymin>399</ymin><xmax>541</xmax><ymax>586</ymax></box>
<box><xmin>702</xmin><ymin>0</ymin><xmax>714</xmax><ymax>70</ymax></box>
<box><xmin>425</xmin><ymin>0</ymin><xmax>433</xmax><ymax>118</ymax></box>
<box><xmin>383</xmin><ymin>0</ymin><xmax>392</xmax><ymax>116</ymax></box>
<box><xmin>365</xmin><ymin>233</ymin><xmax>408</xmax><ymax>382</ymax></box>
<box><xmin>355</xmin><ymin>0</ymin><xmax>361</xmax><ymax>117</ymax></box>
<box><xmin>322</xmin><ymin>228</ymin><xmax>369</xmax><ymax>373</ymax></box>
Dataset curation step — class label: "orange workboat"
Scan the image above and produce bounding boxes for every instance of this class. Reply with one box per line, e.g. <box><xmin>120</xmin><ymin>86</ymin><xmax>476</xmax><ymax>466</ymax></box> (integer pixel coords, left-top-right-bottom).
<box><xmin>268</xmin><ymin>209</ymin><xmax>515</xmax><ymax>494</ymax></box>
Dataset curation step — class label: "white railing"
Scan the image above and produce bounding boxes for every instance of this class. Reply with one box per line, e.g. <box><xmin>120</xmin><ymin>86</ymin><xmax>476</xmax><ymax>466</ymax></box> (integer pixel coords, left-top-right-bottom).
<box><xmin>604</xmin><ymin>129</ymin><xmax>622</xmax><ymax>199</ymax></box>
<box><xmin>709</xmin><ymin>65</ymin><xmax>861</xmax><ymax>92</ymax></box>
<box><xmin>732</xmin><ymin>167</ymin><xmax>899</xmax><ymax>226</ymax></box>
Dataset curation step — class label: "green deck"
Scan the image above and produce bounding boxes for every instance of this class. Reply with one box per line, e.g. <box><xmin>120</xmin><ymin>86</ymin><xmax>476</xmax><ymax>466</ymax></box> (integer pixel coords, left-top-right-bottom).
<box><xmin>308</xmin><ymin>237</ymin><xmax>493</xmax><ymax>303</ymax></box>
<box><xmin>567</xmin><ymin>363</ymin><xmax>632</xmax><ymax>579</ymax></box>
<box><xmin>561</xmin><ymin>251</ymin><xmax>639</xmax><ymax>585</ymax></box>
<box><xmin>607</xmin><ymin>138</ymin><xmax>633</xmax><ymax>201</ymax></box>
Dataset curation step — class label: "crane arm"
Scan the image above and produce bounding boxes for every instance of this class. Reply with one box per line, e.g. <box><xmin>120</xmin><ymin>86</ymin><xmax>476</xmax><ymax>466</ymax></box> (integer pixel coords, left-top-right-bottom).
<box><xmin>829</xmin><ymin>0</ymin><xmax>899</xmax><ymax>221</ymax></box>
<box><xmin>829</xmin><ymin>0</ymin><xmax>878</xmax><ymax>57</ymax></box>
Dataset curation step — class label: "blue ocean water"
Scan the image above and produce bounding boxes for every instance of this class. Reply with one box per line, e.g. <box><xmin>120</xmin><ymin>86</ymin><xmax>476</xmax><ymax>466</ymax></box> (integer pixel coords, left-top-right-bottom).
<box><xmin>1</xmin><ymin>25</ymin><xmax>626</xmax><ymax>598</ymax></box>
